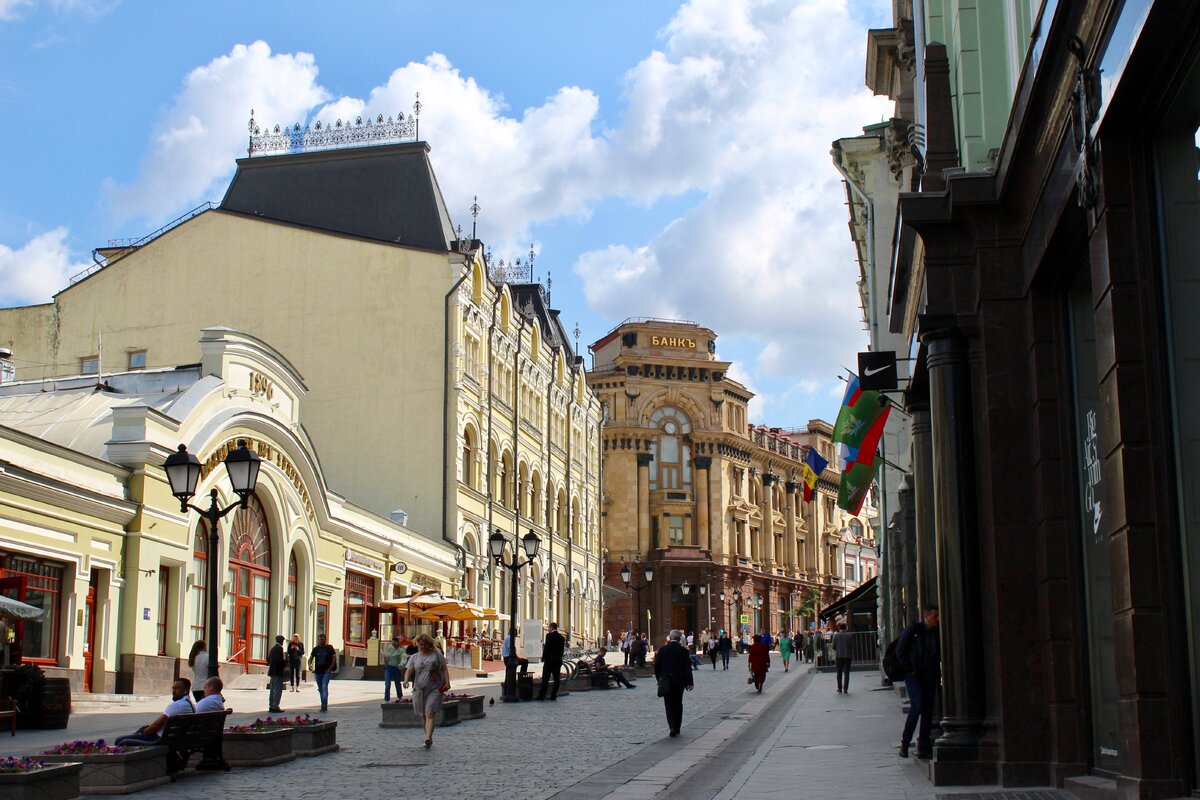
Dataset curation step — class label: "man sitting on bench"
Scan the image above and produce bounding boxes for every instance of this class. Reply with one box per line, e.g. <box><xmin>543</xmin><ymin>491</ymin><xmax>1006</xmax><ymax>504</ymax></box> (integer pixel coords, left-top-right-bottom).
<box><xmin>194</xmin><ymin>677</ymin><xmax>224</xmax><ymax>712</ymax></box>
<box><xmin>593</xmin><ymin>648</ymin><xmax>634</xmax><ymax>688</ymax></box>
<box><xmin>115</xmin><ymin>678</ymin><xmax>194</xmax><ymax>746</ymax></box>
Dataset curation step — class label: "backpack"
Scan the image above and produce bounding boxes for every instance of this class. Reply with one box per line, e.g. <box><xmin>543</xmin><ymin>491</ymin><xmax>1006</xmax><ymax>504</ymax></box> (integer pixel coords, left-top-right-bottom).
<box><xmin>882</xmin><ymin>637</ymin><xmax>907</xmax><ymax>682</ymax></box>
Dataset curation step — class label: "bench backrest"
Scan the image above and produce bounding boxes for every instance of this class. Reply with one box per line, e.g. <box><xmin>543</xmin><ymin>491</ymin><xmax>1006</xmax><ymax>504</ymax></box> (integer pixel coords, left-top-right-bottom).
<box><xmin>160</xmin><ymin>709</ymin><xmax>231</xmax><ymax>748</ymax></box>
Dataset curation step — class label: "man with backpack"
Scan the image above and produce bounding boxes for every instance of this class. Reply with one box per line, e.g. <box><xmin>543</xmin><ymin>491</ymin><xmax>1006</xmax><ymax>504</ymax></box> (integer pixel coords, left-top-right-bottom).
<box><xmin>895</xmin><ymin>605</ymin><xmax>940</xmax><ymax>760</ymax></box>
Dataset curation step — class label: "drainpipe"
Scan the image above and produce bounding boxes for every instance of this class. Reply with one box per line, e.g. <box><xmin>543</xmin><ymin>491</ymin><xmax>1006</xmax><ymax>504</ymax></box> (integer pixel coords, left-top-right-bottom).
<box><xmin>565</xmin><ymin>364</ymin><xmax>574</xmax><ymax>639</ymax></box>
<box><xmin>485</xmin><ymin>283</ymin><xmax>504</xmax><ymax>607</ymax></box>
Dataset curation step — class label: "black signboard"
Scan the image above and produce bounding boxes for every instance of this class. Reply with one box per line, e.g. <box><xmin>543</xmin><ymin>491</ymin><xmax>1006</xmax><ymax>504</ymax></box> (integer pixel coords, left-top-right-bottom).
<box><xmin>857</xmin><ymin>350</ymin><xmax>898</xmax><ymax>392</ymax></box>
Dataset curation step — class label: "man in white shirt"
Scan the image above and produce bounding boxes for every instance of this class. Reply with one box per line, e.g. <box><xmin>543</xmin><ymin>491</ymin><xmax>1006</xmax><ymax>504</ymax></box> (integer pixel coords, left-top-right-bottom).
<box><xmin>194</xmin><ymin>677</ymin><xmax>225</xmax><ymax>713</ymax></box>
<box><xmin>115</xmin><ymin>678</ymin><xmax>194</xmax><ymax>746</ymax></box>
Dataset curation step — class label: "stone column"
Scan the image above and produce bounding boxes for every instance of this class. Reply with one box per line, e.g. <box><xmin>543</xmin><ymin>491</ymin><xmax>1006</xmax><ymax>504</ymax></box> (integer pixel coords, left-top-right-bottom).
<box><xmin>925</xmin><ymin>331</ymin><xmax>987</xmax><ymax>763</ymax></box>
<box><xmin>637</xmin><ymin>452</ymin><xmax>653</xmax><ymax>557</ymax></box>
<box><xmin>784</xmin><ymin>482</ymin><xmax>799</xmax><ymax>575</ymax></box>
<box><xmin>694</xmin><ymin>456</ymin><xmax>712</xmax><ymax>552</ymax></box>
<box><xmin>909</xmin><ymin>403</ymin><xmax>938</xmax><ymax>612</ymax></box>
<box><xmin>762</xmin><ymin>474</ymin><xmax>777</xmax><ymax>568</ymax></box>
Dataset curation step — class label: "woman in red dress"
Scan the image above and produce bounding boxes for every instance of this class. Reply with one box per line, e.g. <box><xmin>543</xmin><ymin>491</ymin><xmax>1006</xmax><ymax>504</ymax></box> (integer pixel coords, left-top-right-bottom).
<box><xmin>748</xmin><ymin>632</ymin><xmax>771</xmax><ymax>693</ymax></box>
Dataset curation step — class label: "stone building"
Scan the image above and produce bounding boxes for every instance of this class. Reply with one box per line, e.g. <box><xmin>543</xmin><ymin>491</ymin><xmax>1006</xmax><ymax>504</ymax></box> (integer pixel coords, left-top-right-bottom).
<box><xmin>587</xmin><ymin>319</ymin><xmax>873</xmax><ymax>640</ymax></box>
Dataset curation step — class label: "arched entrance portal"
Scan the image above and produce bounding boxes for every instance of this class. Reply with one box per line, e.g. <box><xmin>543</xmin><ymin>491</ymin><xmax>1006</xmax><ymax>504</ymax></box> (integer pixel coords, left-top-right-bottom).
<box><xmin>225</xmin><ymin>496</ymin><xmax>271</xmax><ymax>665</ymax></box>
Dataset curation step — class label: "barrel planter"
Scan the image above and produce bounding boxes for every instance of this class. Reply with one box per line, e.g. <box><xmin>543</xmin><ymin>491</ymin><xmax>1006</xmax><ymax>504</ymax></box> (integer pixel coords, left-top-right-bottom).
<box><xmin>289</xmin><ymin>721</ymin><xmax>338</xmax><ymax>757</ymax></box>
<box><xmin>0</xmin><ymin>762</ymin><xmax>81</xmax><ymax>800</ymax></box>
<box><xmin>40</xmin><ymin>747</ymin><xmax>168</xmax><ymax>795</ymax></box>
<box><xmin>379</xmin><ymin>700</ymin><xmax>460</xmax><ymax>728</ymax></box>
<box><xmin>222</xmin><ymin>727</ymin><xmax>295</xmax><ymax>768</ymax></box>
<box><xmin>35</xmin><ymin>679</ymin><xmax>71</xmax><ymax>730</ymax></box>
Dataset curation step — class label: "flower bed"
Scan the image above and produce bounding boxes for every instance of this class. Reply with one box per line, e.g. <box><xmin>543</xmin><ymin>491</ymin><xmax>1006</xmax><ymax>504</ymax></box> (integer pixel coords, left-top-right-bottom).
<box><xmin>379</xmin><ymin>699</ymin><xmax>460</xmax><ymax>729</ymax></box>
<box><xmin>39</xmin><ymin>740</ymin><xmax>168</xmax><ymax>796</ymax></box>
<box><xmin>222</xmin><ymin>723</ymin><xmax>295</xmax><ymax>768</ymax></box>
<box><xmin>0</xmin><ymin>758</ymin><xmax>81</xmax><ymax>800</ymax></box>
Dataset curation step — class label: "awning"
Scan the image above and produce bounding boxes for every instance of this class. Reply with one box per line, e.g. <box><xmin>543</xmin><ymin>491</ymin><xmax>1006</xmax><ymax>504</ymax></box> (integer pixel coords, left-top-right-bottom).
<box><xmin>818</xmin><ymin>576</ymin><xmax>877</xmax><ymax>621</ymax></box>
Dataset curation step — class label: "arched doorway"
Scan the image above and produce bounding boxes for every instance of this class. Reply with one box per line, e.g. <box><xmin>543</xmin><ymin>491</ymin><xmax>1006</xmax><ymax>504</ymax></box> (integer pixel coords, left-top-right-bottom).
<box><xmin>225</xmin><ymin>496</ymin><xmax>271</xmax><ymax>665</ymax></box>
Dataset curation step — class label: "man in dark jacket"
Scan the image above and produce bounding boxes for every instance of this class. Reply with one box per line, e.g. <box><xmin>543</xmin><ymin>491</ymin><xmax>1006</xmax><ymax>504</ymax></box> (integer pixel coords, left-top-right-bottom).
<box><xmin>717</xmin><ymin>631</ymin><xmax>733</xmax><ymax>670</ymax></box>
<box><xmin>267</xmin><ymin>634</ymin><xmax>287</xmax><ymax>713</ymax></box>
<box><xmin>654</xmin><ymin>629</ymin><xmax>695</xmax><ymax>737</ymax></box>
<box><xmin>536</xmin><ymin>622</ymin><xmax>567</xmax><ymax>701</ymax></box>
<box><xmin>895</xmin><ymin>606</ymin><xmax>940</xmax><ymax>759</ymax></box>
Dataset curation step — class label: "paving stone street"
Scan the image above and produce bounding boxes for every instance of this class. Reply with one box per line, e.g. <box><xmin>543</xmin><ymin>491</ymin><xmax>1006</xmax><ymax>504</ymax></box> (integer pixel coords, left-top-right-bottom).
<box><xmin>0</xmin><ymin>658</ymin><xmax>1048</xmax><ymax>800</ymax></box>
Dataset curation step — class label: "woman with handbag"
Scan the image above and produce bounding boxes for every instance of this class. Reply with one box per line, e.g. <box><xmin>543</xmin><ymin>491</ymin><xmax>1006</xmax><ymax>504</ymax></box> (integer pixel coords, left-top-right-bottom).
<box><xmin>748</xmin><ymin>632</ymin><xmax>771</xmax><ymax>693</ymax></box>
<box><xmin>404</xmin><ymin>633</ymin><xmax>451</xmax><ymax>749</ymax></box>
<box><xmin>654</xmin><ymin>629</ymin><xmax>694</xmax><ymax>737</ymax></box>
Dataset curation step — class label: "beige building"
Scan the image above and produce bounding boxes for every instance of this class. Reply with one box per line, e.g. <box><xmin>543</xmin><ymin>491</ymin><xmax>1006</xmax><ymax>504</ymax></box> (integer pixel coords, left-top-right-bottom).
<box><xmin>0</xmin><ymin>136</ymin><xmax>604</xmax><ymax>656</ymax></box>
<box><xmin>588</xmin><ymin>319</ymin><xmax>873</xmax><ymax>639</ymax></box>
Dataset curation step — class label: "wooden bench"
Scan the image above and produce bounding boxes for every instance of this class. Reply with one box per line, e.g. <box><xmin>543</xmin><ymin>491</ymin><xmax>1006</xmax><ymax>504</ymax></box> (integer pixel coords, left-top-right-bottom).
<box><xmin>0</xmin><ymin>698</ymin><xmax>14</xmax><ymax>736</ymax></box>
<box><xmin>158</xmin><ymin>709</ymin><xmax>231</xmax><ymax>777</ymax></box>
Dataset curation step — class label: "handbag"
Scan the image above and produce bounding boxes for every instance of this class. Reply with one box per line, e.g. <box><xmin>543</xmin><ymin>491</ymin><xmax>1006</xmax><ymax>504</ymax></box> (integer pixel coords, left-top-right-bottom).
<box><xmin>656</xmin><ymin>675</ymin><xmax>675</xmax><ymax>697</ymax></box>
<box><xmin>747</xmin><ymin>675</ymin><xmax>755</xmax><ymax>684</ymax></box>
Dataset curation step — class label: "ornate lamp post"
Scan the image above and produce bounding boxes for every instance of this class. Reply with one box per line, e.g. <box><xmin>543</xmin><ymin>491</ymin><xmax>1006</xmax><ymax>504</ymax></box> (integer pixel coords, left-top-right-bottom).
<box><xmin>163</xmin><ymin>440</ymin><xmax>262</xmax><ymax>679</ymax></box>
<box><xmin>718</xmin><ymin>589</ymin><xmax>741</xmax><ymax>634</ymax></box>
<box><xmin>619</xmin><ymin>563</ymin><xmax>654</xmax><ymax>635</ymax></box>
<box><xmin>489</xmin><ymin>529</ymin><xmax>540</xmax><ymax>702</ymax></box>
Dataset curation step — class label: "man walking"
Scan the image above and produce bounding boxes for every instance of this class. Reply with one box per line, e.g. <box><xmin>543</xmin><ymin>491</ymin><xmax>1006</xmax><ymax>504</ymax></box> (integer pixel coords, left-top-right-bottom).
<box><xmin>654</xmin><ymin>629</ymin><xmax>694</xmax><ymax>737</ymax></box>
<box><xmin>832</xmin><ymin>622</ymin><xmax>853</xmax><ymax>693</ymax></box>
<box><xmin>382</xmin><ymin>635</ymin><xmax>407</xmax><ymax>702</ymax></box>
<box><xmin>537</xmin><ymin>622</ymin><xmax>567</xmax><ymax>701</ymax></box>
<box><xmin>308</xmin><ymin>633</ymin><xmax>337</xmax><ymax>712</ymax></box>
<box><xmin>896</xmin><ymin>606</ymin><xmax>940</xmax><ymax>759</ymax></box>
<box><xmin>267</xmin><ymin>634</ymin><xmax>287</xmax><ymax>713</ymax></box>
<box><xmin>718</xmin><ymin>630</ymin><xmax>733</xmax><ymax>670</ymax></box>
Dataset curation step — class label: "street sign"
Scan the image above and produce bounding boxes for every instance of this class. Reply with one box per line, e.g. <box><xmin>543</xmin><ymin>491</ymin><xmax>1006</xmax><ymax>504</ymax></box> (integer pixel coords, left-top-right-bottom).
<box><xmin>739</xmin><ymin>614</ymin><xmax>750</xmax><ymax>624</ymax></box>
<box><xmin>857</xmin><ymin>350</ymin><xmax>898</xmax><ymax>392</ymax></box>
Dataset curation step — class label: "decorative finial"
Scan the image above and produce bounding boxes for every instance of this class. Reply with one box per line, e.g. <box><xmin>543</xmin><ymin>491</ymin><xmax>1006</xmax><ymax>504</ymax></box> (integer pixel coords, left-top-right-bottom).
<box><xmin>470</xmin><ymin>195</ymin><xmax>480</xmax><ymax>240</ymax></box>
<box><xmin>573</xmin><ymin>322</ymin><xmax>580</xmax><ymax>343</ymax></box>
<box><xmin>413</xmin><ymin>92</ymin><xmax>422</xmax><ymax>140</ymax></box>
<box><xmin>528</xmin><ymin>243</ymin><xmax>536</xmax><ymax>272</ymax></box>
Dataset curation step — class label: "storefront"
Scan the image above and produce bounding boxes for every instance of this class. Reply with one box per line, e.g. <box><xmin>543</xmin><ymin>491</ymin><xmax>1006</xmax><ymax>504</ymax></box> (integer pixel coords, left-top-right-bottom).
<box><xmin>0</xmin><ymin>553</ymin><xmax>67</xmax><ymax>665</ymax></box>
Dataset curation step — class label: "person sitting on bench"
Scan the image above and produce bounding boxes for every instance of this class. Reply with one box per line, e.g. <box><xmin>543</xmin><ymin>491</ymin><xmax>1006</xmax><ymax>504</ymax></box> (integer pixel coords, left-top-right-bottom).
<box><xmin>194</xmin><ymin>677</ymin><xmax>225</xmax><ymax>712</ymax></box>
<box><xmin>115</xmin><ymin>678</ymin><xmax>194</xmax><ymax>746</ymax></box>
<box><xmin>593</xmin><ymin>648</ymin><xmax>634</xmax><ymax>688</ymax></box>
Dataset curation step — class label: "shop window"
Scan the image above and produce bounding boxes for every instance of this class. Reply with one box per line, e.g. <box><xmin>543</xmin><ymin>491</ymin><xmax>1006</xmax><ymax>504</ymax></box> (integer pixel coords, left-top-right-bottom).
<box><xmin>344</xmin><ymin>571</ymin><xmax>376</xmax><ymax>647</ymax></box>
<box><xmin>0</xmin><ymin>554</ymin><xmax>64</xmax><ymax>664</ymax></box>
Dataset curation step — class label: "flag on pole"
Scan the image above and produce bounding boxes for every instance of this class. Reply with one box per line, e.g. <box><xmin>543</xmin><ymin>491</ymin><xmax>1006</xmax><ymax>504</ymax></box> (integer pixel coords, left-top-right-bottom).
<box><xmin>800</xmin><ymin>447</ymin><xmax>828</xmax><ymax>503</ymax></box>
<box><xmin>832</xmin><ymin>373</ymin><xmax>892</xmax><ymax>514</ymax></box>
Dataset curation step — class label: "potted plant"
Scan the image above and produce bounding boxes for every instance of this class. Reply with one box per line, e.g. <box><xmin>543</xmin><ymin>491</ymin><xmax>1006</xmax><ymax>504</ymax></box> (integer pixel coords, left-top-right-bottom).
<box><xmin>443</xmin><ymin>692</ymin><xmax>485</xmax><ymax>720</ymax></box>
<box><xmin>39</xmin><ymin>739</ymin><xmax>169</xmax><ymax>795</ymax></box>
<box><xmin>379</xmin><ymin>697</ymin><xmax>460</xmax><ymax>728</ymax></box>
<box><xmin>222</xmin><ymin>719</ymin><xmax>295</xmax><ymax>768</ymax></box>
<box><xmin>0</xmin><ymin>756</ymin><xmax>81</xmax><ymax>800</ymax></box>
<box><xmin>248</xmin><ymin>715</ymin><xmax>337</xmax><ymax>757</ymax></box>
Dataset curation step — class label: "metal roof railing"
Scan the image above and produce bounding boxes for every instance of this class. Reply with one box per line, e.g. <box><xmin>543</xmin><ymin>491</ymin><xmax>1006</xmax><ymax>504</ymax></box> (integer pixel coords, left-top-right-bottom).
<box><xmin>72</xmin><ymin>201</ymin><xmax>218</xmax><ymax>285</ymax></box>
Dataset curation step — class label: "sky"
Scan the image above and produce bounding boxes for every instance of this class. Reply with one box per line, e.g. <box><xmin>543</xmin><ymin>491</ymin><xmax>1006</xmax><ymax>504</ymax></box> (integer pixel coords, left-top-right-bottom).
<box><xmin>0</xmin><ymin>0</ymin><xmax>892</xmax><ymax>427</ymax></box>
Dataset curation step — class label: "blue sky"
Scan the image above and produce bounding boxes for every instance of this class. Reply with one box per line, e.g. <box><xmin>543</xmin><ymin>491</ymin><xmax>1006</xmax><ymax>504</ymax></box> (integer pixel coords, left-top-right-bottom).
<box><xmin>0</xmin><ymin>0</ymin><xmax>891</xmax><ymax>427</ymax></box>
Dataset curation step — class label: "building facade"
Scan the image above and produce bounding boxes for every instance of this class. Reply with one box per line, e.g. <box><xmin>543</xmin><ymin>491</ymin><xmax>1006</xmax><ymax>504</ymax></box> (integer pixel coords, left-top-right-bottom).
<box><xmin>839</xmin><ymin>0</ymin><xmax>1200</xmax><ymax>795</ymax></box>
<box><xmin>0</xmin><ymin>328</ymin><xmax>456</xmax><ymax>693</ymax></box>
<box><xmin>587</xmin><ymin>319</ymin><xmax>873</xmax><ymax>641</ymax></box>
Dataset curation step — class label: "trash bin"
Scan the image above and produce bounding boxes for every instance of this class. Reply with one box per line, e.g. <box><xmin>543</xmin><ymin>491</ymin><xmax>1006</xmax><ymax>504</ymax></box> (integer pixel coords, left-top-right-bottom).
<box><xmin>517</xmin><ymin>674</ymin><xmax>534</xmax><ymax>701</ymax></box>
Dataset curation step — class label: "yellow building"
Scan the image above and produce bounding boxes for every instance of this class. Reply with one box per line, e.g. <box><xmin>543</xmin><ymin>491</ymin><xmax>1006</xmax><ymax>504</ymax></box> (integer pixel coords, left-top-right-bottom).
<box><xmin>587</xmin><ymin>319</ymin><xmax>873</xmax><ymax>639</ymax></box>
<box><xmin>0</xmin><ymin>327</ymin><xmax>456</xmax><ymax>693</ymax></box>
<box><xmin>0</xmin><ymin>135</ymin><xmax>604</xmax><ymax>655</ymax></box>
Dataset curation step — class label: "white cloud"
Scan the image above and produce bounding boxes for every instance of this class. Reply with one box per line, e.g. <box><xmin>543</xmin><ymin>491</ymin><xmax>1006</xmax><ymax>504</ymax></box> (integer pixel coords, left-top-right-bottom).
<box><xmin>0</xmin><ymin>228</ymin><xmax>90</xmax><ymax>306</ymax></box>
<box><xmin>0</xmin><ymin>0</ymin><xmax>32</xmax><ymax>20</ymax></box>
<box><xmin>103</xmin><ymin>41</ymin><xmax>328</xmax><ymax>225</ymax></box>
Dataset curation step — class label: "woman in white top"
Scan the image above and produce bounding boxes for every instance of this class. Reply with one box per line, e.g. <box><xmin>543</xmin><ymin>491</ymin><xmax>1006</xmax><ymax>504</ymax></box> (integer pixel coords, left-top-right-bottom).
<box><xmin>403</xmin><ymin>633</ymin><xmax>450</xmax><ymax>749</ymax></box>
<box><xmin>187</xmin><ymin>640</ymin><xmax>209</xmax><ymax>702</ymax></box>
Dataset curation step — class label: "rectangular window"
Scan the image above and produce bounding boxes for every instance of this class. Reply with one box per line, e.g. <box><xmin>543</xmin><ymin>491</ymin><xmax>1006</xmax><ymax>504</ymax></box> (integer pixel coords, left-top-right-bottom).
<box><xmin>157</xmin><ymin>569</ymin><xmax>170</xmax><ymax>655</ymax></box>
<box><xmin>190</xmin><ymin>540</ymin><xmax>207</xmax><ymax>642</ymax></box>
<box><xmin>0</xmin><ymin>555</ymin><xmax>64</xmax><ymax>663</ymax></box>
<box><xmin>128</xmin><ymin>350</ymin><xmax>147</xmax><ymax>370</ymax></box>
<box><xmin>668</xmin><ymin>516</ymin><xmax>684</xmax><ymax>546</ymax></box>
<box><xmin>316</xmin><ymin>599</ymin><xmax>330</xmax><ymax>641</ymax></box>
<box><xmin>344</xmin><ymin>572</ymin><xmax>376</xmax><ymax>646</ymax></box>
<box><xmin>79</xmin><ymin>356</ymin><xmax>98</xmax><ymax>374</ymax></box>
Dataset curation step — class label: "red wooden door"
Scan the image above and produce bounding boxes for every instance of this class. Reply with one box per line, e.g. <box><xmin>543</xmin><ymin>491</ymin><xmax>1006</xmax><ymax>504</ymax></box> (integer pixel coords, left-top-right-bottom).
<box><xmin>235</xmin><ymin>598</ymin><xmax>252</xmax><ymax>668</ymax></box>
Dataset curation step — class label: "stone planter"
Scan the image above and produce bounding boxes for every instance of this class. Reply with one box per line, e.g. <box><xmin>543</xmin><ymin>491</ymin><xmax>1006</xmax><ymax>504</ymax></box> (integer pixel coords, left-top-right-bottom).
<box><xmin>289</xmin><ymin>721</ymin><xmax>338</xmax><ymax>757</ymax></box>
<box><xmin>452</xmin><ymin>695</ymin><xmax>485</xmax><ymax>720</ymax></box>
<box><xmin>379</xmin><ymin>700</ymin><xmax>460</xmax><ymax>728</ymax></box>
<box><xmin>222</xmin><ymin>727</ymin><xmax>295</xmax><ymax>768</ymax></box>
<box><xmin>41</xmin><ymin>747</ymin><xmax>168</xmax><ymax>795</ymax></box>
<box><xmin>0</xmin><ymin>762</ymin><xmax>82</xmax><ymax>800</ymax></box>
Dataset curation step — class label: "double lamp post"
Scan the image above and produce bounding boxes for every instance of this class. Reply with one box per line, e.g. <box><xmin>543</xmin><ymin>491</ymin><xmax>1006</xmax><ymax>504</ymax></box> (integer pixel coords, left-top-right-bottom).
<box><xmin>163</xmin><ymin>440</ymin><xmax>262</xmax><ymax>680</ymax></box>
<box><xmin>619</xmin><ymin>562</ymin><xmax>653</xmax><ymax>635</ymax></box>
<box><xmin>489</xmin><ymin>529</ymin><xmax>540</xmax><ymax>702</ymax></box>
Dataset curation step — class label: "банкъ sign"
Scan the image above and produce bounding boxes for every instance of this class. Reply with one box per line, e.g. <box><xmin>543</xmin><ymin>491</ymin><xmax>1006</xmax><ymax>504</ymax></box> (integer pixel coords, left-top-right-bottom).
<box><xmin>651</xmin><ymin>335</ymin><xmax>696</xmax><ymax>349</ymax></box>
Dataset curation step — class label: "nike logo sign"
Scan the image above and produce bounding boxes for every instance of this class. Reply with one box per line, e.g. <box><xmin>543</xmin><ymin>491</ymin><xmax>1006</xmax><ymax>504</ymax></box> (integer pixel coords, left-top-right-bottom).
<box><xmin>863</xmin><ymin>365</ymin><xmax>891</xmax><ymax>376</ymax></box>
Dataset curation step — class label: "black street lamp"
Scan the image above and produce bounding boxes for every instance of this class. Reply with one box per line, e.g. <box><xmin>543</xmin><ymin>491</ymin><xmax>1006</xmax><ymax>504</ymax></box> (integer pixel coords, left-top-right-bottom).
<box><xmin>490</xmin><ymin>528</ymin><xmax>540</xmax><ymax>702</ymax></box>
<box><xmin>620</xmin><ymin>563</ymin><xmax>654</xmax><ymax>636</ymax></box>
<box><xmin>718</xmin><ymin>589</ymin><xmax>741</xmax><ymax>634</ymax></box>
<box><xmin>163</xmin><ymin>440</ymin><xmax>261</xmax><ymax>680</ymax></box>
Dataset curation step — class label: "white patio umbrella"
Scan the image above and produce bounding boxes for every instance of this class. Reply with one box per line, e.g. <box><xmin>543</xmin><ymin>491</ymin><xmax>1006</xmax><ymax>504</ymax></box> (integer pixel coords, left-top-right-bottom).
<box><xmin>0</xmin><ymin>595</ymin><xmax>46</xmax><ymax>620</ymax></box>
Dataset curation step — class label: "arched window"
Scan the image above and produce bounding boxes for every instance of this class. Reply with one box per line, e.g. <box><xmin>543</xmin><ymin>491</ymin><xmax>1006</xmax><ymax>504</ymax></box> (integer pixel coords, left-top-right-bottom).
<box><xmin>190</xmin><ymin>525</ymin><xmax>208</xmax><ymax>643</ymax></box>
<box><xmin>226</xmin><ymin>496</ymin><xmax>272</xmax><ymax>662</ymax></box>
<box><xmin>500</xmin><ymin>452</ymin><xmax>512</xmax><ymax>508</ymax></box>
<box><xmin>284</xmin><ymin>551</ymin><xmax>299</xmax><ymax>639</ymax></box>
<box><xmin>461</xmin><ymin>427</ymin><xmax>475</xmax><ymax>488</ymax></box>
<box><xmin>648</xmin><ymin>406</ymin><xmax>692</xmax><ymax>491</ymax></box>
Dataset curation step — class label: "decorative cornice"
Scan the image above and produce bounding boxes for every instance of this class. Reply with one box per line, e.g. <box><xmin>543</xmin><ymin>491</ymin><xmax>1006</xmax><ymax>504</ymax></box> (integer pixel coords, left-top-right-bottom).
<box><xmin>248</xmin><ymin>98</ymin><xmax>421</xmax><ymax>157</ymax></box>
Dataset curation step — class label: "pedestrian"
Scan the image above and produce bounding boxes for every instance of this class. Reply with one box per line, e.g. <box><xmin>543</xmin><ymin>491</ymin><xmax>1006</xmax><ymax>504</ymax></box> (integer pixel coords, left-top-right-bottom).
<box><xmin>718</xmin><ymin>630</ymin><xmax>733</xmax><ymax>670</ymax></box>
<box><xmin>654</xmin><ymin>629</ymin><xmax>694</xmax><ymax>737</ymax></box>
<box><xmin>404</xmin><ymin>633</ymin><xmax>451</xmax><ymax>749</ymax></box>
<box><xmin>287</xmin><ymin>633</ymin><xmax>305</xmax><ymax>692</ymax></box>
<box><xmin>267</xmin><ymin>634</ymin><xmax>287</xmax><ymax>713</ymax></box>
<box><xmin>383</xmin><ymin>634</ymin><xmax>408</xmax><ymax>702</ymax></box>
<box><xmin>778</xmin><ymin>630</ymin><xmax>793</xmax><ymax>673</ymax></box>
<box><xmin>621</xmin><ymin>630</ymin><xmax>632</xmax><ymax>666</ymax></box>
<box><xmin>832</xmin><ymin>622</ymin><xmax>853</xmax><ymax>693</ymax></box>
<box><xmin>686</xmin><ymin>630</ymin><xmax>695</xmax><ymax>652</ymax></box>
<box><xmin>187</xmin><ymin>640</ymin><xmax>208</xmax><ymax>701</ymax></box>
<box><xmin>748</xmin><ymin>632</ymin><xmax>770</xmax><ymax>693</ymax></box>
<box><xmin>707</xmin><ymin>634</ymin><xmax>720</xmax><ymax>669</ymax></box>
<box><xmin>896</xmin><ymin>606</ymin><xmax>940</xmax><ymax>759</ymax></box>
<box><xmin>606</xmin><ymin>629</ymin><xmax>614</xmax><ymax>649</ymax></box>
<box><xmin>536</xmin><ymin>622</ymin><xmax>566</xmax><ymax>701</ymax></box>
<box><xmin>308</xmin><ymin>633</ymin><xmax>338</xmax><ymax>712</ymax></box>
<box><xmin>630</xmin><ymin>632</ymin><xmax>648</xmax><ymax>668</ymax></box>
